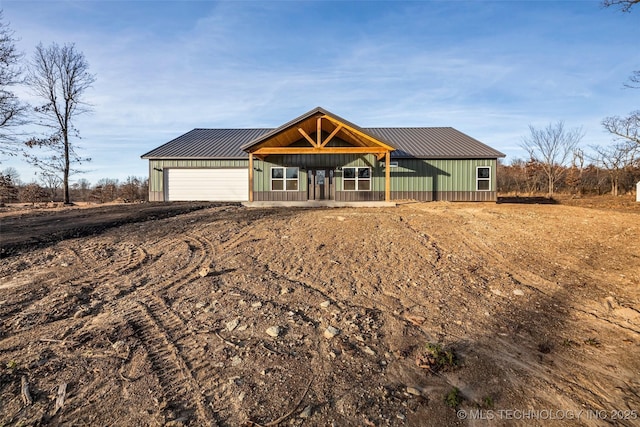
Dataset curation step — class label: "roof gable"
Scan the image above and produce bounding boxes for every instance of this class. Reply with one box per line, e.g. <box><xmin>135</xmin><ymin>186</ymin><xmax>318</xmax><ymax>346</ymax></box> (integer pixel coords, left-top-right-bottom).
<box><xmin>240</xmin><ymin>107</ymin><xmax>395</xmax><ymax>154</ymax></box>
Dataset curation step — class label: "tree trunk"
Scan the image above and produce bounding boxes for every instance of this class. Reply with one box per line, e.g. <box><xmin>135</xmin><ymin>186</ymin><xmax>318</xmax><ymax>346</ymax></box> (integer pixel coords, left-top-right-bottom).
<box><xmin>63</xmin><ymin>131</ymin><xmax>70</xmax><ymax>204</ymax></box>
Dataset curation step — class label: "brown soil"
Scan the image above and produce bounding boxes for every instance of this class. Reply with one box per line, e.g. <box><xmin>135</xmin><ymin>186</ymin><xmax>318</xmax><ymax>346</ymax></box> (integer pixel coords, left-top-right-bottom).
<box><xmin>1</xmin><ymin>197</ymin><xmax>639</xmax><ymax>426</ymax></box>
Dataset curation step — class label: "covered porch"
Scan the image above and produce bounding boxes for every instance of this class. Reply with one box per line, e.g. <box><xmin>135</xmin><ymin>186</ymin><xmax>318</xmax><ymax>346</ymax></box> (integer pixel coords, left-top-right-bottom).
<box><xmin>241</xmin><ymin>107</ymin><xmax>396</xmax><ymax>203</ymax></box>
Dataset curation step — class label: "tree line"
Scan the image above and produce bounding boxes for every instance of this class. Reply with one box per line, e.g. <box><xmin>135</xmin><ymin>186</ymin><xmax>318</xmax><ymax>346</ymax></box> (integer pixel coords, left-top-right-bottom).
<box><xmin>497</xmin><ymin>157</ymin><xmax>640</xmax><ymax>197</ymax></box>
<box><xmin>0</xmin><ymin>169</ymin><xmax>148</xmax><ymax>205</ymax></box>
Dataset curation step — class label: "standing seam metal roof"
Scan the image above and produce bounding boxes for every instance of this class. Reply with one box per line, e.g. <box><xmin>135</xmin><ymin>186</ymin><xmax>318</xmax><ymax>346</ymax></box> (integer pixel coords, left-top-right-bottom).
<box><xmin>141</xmin><ymin>127</ymin><xmax>505</xmax><ymax>159</ymax></box>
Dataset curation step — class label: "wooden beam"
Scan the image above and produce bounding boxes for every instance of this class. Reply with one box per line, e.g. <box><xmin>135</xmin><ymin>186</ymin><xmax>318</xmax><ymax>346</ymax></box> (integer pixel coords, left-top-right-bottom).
<box><xmin>320</xmin><ymin>124</ymin><xmax>342</xmax><ymax>148</ymax></box>
<box><xmin>317</xmin><ymin>117</ymin><xmax>322</xmax><ymax>147</ymax></box>
<box><xmin>298</xmin><ymin>128</ymin><xmax>317</xmax><ymax>147</ymax></box>
<box><xmin>321</xmin><ymin>115</ymin><xmax>395</xmax><ymax>150</ymax></box>
<box><xmin>385</xmin><ymin>151</ymin><xmax>391</xmax><ymax>202</ymax></box>
<box><xmin>248</xmin><ymin>153</ymin><xmax>254</xmax><ymax>202</ymax></box>
<box><xmin>337</xmin><ymin>126</ymin><xmax>368</xmax><ymax>147</ymax></box>
<box><xmin>252</xmin><ymin>146</ymin><xmax>390</xmax><ymax>155</ymax></box>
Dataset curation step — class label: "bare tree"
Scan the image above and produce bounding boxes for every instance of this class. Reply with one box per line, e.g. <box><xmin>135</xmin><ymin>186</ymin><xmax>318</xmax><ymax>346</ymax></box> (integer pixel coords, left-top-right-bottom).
<box><xmin>590</xmin><ymin>142</ymin><xmax>638</xmax><ymax>196</ymax></box>
<box><xmin>520</xmin><ymin>121</ymin><xmax>584</xmax><ymax>197</ymax></box>
<box><xmin>26</xmin><ymin>42</ymin><xmax>95</xmax><ymax>204</ymax></box>
<box><xmin>1</xmin><ymin>166</ymin><xmax>20</xmax><ymax>184</ymax></box>
<box><xmin>602</xmin><ymin>112</ymin><xmax>640</xmax><ymax>146</ymax></box>
<box><xmin>0</xmin><ymin>11</ymin><xmax>27</xmax><ymax>157</ymax></box>
<box><xmin>602</xmin><ymin>0</ymin><xmax>640</xmax><ymax>12</ymax></box>
<box><xmin>71</xmin><ymin>177</ymin><xmax>91</xmax><ymax>202</ymax></box>
<box><xmin>0</xmin><ymin>171</ymin><xmax>18</xmax><ymax>203</ymax></box>
<box><xmin>39</xmin><ymin>171</ymin><xmax>62</xmax><ymax>200</ymax></box>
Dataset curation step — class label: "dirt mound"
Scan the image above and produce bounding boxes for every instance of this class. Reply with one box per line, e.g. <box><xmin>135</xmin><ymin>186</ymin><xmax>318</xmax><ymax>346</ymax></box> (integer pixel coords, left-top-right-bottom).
<box><xmin>0</xmin><ymin>200</ymin><xmax>638</xmax><ymax>426</ymax></box>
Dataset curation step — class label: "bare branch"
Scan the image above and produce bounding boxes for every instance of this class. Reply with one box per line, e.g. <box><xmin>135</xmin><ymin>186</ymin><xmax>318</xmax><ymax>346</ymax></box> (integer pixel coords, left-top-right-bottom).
<box><xmin>0</xmin><ymin>12</ymin><xmax>28</xmax><ymax>156</ymax></box>
<box><xmin>601</xmin><ymin>111</ymin><xmax>640</xmax><ymax>145</ymax></box>
<box><xmin>624</xmin><ymin>70</ymin><xmax>640</xmax><ymax>89</ymax></box>
<box><xmin>602</xmin><ymin>0</ymin><xmax>640</xmax><ymax>12</ymax></box>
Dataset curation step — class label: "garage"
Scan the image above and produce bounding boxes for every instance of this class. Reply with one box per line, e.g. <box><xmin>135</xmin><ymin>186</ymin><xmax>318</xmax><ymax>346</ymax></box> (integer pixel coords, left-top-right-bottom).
<box><xmin>165</xmin><ymin>168</ymin><xmax>248</xmax><ymax>201</ymax></box>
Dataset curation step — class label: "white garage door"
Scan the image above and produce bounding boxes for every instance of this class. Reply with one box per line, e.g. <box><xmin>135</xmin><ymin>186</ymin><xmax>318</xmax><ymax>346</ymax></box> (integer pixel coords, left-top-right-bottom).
<box><xmin>166</xmin><ymin>168</ymin><xmax>248</xmax><ymax>201</ymax></box>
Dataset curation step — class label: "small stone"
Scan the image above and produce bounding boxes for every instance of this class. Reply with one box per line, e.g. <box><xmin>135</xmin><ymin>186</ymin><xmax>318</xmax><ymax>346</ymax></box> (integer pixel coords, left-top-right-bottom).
<box><xmin>397</xmin><ymin>413</ymin><xmax>406</xmax><ymax>420</ymax></box>
<box><xmin>73</xmin><ymin>309</ymin><xmax>87</xmax><ymax>319</ymax></box>
<box><xmin>363</xmin><ymin>346</ymin><xmax>376</xmax><ymax>356</ymax></box>
<box><xmin>60</xmin><ymin>262</ymin><xmax>69</xmax><ymax>267</ymax></box>
<box><xmin>237</xmin><ymin>391</ymin><xmax>245</xmax><ymax>402</ymax></box>
<box><xmin>195</xmin><ymin>302</ymin><xmax>206</xmax><ymax>309</ymax></box>
<box><xmin>513</xmin><ymin>289</ymin><xmax>525</xmax><ymax>296</ymax></box>
<box><xmin>198</xmin><ymin>266</ymin><xmax>210</xmax><ymax>277</ymax></box>
<box><xmin>299</xmin><ymin>405</ymin><xmax>313</xmax><ymax>418</ymax></box>
<box><xmin>280</xmin><ymin>287</ymin><xmax>289</xmax><ymax>295</ymax></box>
<box><xmin>231</xmin><ymin>356</ymin><xmax>242</xmax><ymax>366</ymax></box>
<box><xmin>406</xmin><ymin>386</ymin><xmax>422</xmax><ymax>396</ymax></box>
<box><xmin>266</xmin><ymin>326</ymin><xmax>281</xmax><ymax>338</ymax></box>
<box><xmin>237</xmin><ymin>324</ymin><xmax>248</xmax><ymax>332</ymax></box>
<box><xmin>491</xmin><ymin>288</ymin><xmax>502</xmax><ymax>296</ymax></box>
<box><xmin>112</xmin><ymin>340</ymin><xmax>127</xmax><ymax>352</ymax></box>
<box><xmin>226</xmin><ymin>319</ymin><xmax>239</xmax><ymax>332</ymax></box>
<box><xmin>251</xmin><ymin>302</ymin><xmax>262</xmax><ymax>308</ymax></box>
<box><xmin>324</xmin><ymin>326</ymin><xmax>340</xmax><ymax>339</ymax></box>
<box><xmin>320</xmin><ymin>300</ymin><xmax>331</xmax><ymax>308</ymax></box>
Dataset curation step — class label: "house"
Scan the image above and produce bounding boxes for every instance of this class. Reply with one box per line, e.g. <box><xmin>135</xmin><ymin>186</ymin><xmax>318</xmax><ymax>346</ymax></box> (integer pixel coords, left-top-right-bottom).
<box><xmin>141</xmin><ymin>107</ymin><xmax>505</xmax><ymax>204</ymax></box>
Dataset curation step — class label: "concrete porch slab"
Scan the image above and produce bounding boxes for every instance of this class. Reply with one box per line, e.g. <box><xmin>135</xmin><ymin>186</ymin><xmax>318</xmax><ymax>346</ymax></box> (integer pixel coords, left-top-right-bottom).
<box><xmin>242</xmin><ymin>201</ymin><xmax>397</xmax><ymax>208</ymax></box>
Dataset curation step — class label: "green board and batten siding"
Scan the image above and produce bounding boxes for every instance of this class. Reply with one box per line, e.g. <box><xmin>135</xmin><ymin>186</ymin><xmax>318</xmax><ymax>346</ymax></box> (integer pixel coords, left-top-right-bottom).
<box><xmin>147</xmin><ymin>157</ymin><xmax>497</xmax><ymax>202</ymax></box>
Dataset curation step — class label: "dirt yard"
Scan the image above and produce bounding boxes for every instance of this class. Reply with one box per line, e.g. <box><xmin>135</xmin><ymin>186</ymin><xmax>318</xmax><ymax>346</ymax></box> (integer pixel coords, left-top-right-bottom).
<box><xmin>1</xmin><ymin>197</ymin><xmax>639</xmax><ymax>426</ymax></box>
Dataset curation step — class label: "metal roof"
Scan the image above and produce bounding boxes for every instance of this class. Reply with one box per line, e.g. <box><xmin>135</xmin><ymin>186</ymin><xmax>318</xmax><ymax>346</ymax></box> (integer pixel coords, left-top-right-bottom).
<box><xmin>141</xmin><ymin>128</ymin><xmax>271</xmax><ymax>159</ymax></box>
<box><xmin>142</xmin><ymin>121</ymin><xmax>505</xmax><ymax>160</ymax></box>
<box><xmin>366</xmin><ymin>127</ymin><xmax>505</xmax><ymax>159</ymax></box>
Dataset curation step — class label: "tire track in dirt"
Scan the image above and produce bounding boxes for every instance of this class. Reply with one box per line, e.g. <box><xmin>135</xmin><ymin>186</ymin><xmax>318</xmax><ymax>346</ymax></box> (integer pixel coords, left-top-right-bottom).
<box><xmin>123</xmin><ymin>296</ymin><xmax>219</xmax><ymax>426</ymax></box>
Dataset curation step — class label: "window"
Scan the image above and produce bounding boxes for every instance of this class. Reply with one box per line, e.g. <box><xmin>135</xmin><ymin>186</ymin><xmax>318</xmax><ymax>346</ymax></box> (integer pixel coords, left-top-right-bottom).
<box><xmin>271</xmin><ymin>167</ymin><xmax>299</xmax><ymax>191</ymax></box>
<box><xmin>343</xmin><ymin>167</ymin><xmax>371</xmax><ymax>191</ymax></box>
<box><xmin>477</xmin><ymin>167</ymin><xmax>491</xmax><ymax>191</ymax></box>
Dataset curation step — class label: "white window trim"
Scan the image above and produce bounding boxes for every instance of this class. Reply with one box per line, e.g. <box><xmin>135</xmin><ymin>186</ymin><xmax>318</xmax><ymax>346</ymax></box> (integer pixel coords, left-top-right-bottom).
<box><xmin>271</xmin><ymin>167</ymin><xmax>299</xmax><ymax>192</ymax></box>
<box><xmin>342</xmin><ymin>166</ymin><xmax>371</xmax><ymax>191</ymax></box>
<box><xmin>476</xmin><ymin>166</ymin><xmax>491</xmax><ymax>191</ymax></box>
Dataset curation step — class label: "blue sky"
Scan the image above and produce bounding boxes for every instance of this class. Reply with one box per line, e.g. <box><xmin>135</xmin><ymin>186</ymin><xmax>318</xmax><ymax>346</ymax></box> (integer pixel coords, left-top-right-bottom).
<box><xmin>1</xmin><ymin>0</ymin><xmax>638</xmax><ymax>184</ymax></box>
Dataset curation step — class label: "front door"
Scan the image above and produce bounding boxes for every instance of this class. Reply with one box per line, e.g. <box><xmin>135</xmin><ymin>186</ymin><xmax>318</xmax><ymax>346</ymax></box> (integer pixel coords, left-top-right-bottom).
<box><xmin>308</xmin><ymin>169</ymin><xmax>333</xmax><ymax>200</ymax></box>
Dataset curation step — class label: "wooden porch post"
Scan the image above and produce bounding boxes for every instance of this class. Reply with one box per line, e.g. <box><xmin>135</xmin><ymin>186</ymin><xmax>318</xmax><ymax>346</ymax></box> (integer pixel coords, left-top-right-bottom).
<box><xmin>385</xmin><ymin>151</ymin><xmax>391</xmax><ymax>202</ymax></box>
<box><xmin>248</xmin><ymin>153</ymin><xmax>254</xmax><ymax>202</ymax></box>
